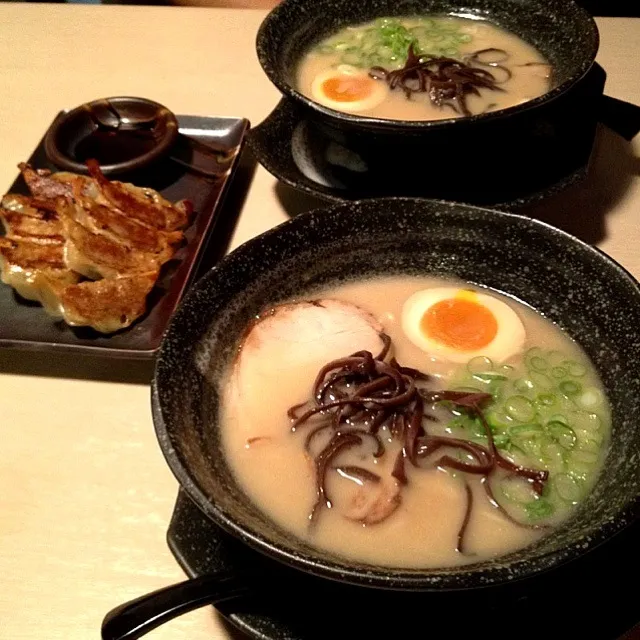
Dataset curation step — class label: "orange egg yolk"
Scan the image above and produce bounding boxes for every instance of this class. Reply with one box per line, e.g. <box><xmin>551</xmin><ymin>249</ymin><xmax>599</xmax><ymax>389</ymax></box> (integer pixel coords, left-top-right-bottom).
<box><xmin>421</xmin><ymin>297</ymin><xmax>498</xmax><ymax>351</ymax></box>
<box><xmin>321</xmin><ymin>75</ymin><xmax>374</xmax><ymax>103</ymax></box>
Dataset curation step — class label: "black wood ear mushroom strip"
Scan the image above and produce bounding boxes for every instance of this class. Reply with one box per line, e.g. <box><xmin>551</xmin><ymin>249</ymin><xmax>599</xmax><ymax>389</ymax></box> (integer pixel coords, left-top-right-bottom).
<box><xmin>290</xmin><ymin>332</ymin><xmax>549</xmax><ymax>552</ymax></box>
<box><xmin>370</xmin><ymin>45</ymin><xmax>511</xmax><ymax>116</ymax></box>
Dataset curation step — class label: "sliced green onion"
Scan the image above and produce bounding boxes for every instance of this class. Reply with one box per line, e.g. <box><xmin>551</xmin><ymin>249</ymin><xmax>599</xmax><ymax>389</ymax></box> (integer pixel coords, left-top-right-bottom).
<box><xmin>554</xmin><ymin>473</ymin><xmax>582</xmax><ymax>503</ymax></box>
<box><xmin>409</xmin><ymin>26</ymin><xmax>430</xmax><ymax>39</ymax></box>
<box><xmin>514</xmin><ymin>377</ymin><xmax>535</xmax><ymax>393</ymax></box>
<box><xmin>547</xmin><ymin>421</ymin><xmax>577</xmax><ymax>450</ymax></box>
<box><xmin>525</xmin><ymin>346</ymin><xmax>544</xmax><ymax>364</ymax></box>
<box><xmin>525</xmin><ymin>498</ymin><xmax>555</xmax><ymax>520</ymax></box>
<box><xmin>416</xmin><ymin>41</ymin><xmax>434</xmax><ymax>53</ymax></box>
<box><xmin>574</xmin><ymin>427</ymin><xmax>604</xmax><ymax>447</ymax></box>
<box><xmin>500</xmin><ymin>476</ymin><xmax>539</xmax><ymax>503</ymax></box>
<box><xmin>377</xmin><ymin>45</ymin><xmax>394</xmax><ymax>57</ymax></box>
<box><xmin>509</xmin><ymin>423</ymin><xmax>544</xmax><ymax>438</ymax></box>
<box><xmin>452</xmin><ymin>386</ymin><xmax>484</xmax><ymax>394</ymax></box>
<box><xmin>467</xmin><ymin>417</ymin><xmax>487</xmax><ymax>439</ymax></box>
<box><xmin>536</xmin><ymin>393</ymin><xmax>557</xmax><ymax>407</ymax></box>
<box><xmin>504</xmin><ymin>443</ymin><xmax>532</xmax><ymax>467</ymax></box>
<box><xmin>505</xmin><ymin>395</ymin><xmax>536</xmax><ymax>422</ymax></box>
<box><xmin>314</xmin><ymin>17</ymin><xmax>472</xmax><ymax>68</ymax></box>
<box><xmin>541</xmin><ymin>441</ymin><xmax>566</xmax><ymax>473</ymax></box>
<box><xmin>559</xmin><ymin>380</ymin><xmax>582</xmax><ymax>397</ymax></box>
<box><xmin>467</xmin><ymin>355</ymin><xmax>493</xmax><ymax>374</ymax></box>
<box><xmin>570</xmin><ymin>448</ymin><xmax>600</xmax><ymax>466</ymax></box>
<box><xmin>438</xmin><ymin>18</ymin><xmax>460</xmax><ymax>32</ymax></box>
<box><xmin>551</xmin><ymin>366</ymin><xmax>568</xmax><ymax>379</ymax></box>
<box><xmin>334</xmin><ymin>41</ymin><xmax>353</xmax><ymax>51</ymax></box>
<box><xmin>575</xmin><ymin>438</ymin><xmax>601</xmax><ymax>453</ymax></box>
<box><xmin>529</xmin><ymin>370</ymin><xmax>554</xmax><ymax>390</ymax></box>
<box><xmin>486</xmin><ymin>409</ymin><xmax>513</xmax><ymax>430</ymax></box>
<box><xmin>493</xmin><ymin>433</ymin><xmax>510</xmax><ymax>449</ymax></box>
<box><xmin>545</xmin><ymin>350</ymin><xmax>566</xmax><ymax>367</ymax></box>
<box><xmin>568</xmin><ymin>448</ymin><xmax>601</xmax><ymax>480</ymax></box>
<box><xmin>529</xmin><ymin>356</ymin><xmax>549</xmax><ymax>372</ymax></box>
<box><xmin>563</xmin><ymin>360</ymin><xmax>587</xmax><ymax>377</ymax></box>
<box><xmin>512</xmin><ymin>435</ymin><xmax>543</xmax><ymax>459</ymax></box>
<box><xmin>473</xmin><ymin>372</ymin><xmax>507</xmax><ymax>384</ymax></box>
<box><xmin>341</xmin><ymin>49</ymin><xmax>364</xmax><ymax>66</ymax></box>
<box><xmin>578</xmin><ymin>387</ymin><xmax>605</xmax><ymax>410</ymax></box>
<box><xmin>571</xmin><ymin>411</ymin><xmax>603</xmax><ymax>434</ymax></box>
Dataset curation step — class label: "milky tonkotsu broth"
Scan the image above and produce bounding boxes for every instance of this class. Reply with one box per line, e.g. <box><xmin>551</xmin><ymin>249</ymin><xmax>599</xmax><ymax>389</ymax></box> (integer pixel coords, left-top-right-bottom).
<box><xmin>296</xmin><ymin>16</ymin><xmax>551</xmax><ymax>121</ymax></box>
<box><xmin>220</xmin><ymin>277</ymin><xmax>609</xmax><ymax>568</ymax></box>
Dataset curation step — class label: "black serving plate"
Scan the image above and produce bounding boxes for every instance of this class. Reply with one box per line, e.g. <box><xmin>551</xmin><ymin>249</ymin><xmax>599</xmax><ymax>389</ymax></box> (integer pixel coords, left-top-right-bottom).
<box><xmin>168</xmin><ymin>490</ymin><xmax>639</xmax><ymax>640</ymax></box>
<box><xmin>248</xmin><ymin>64</ymin><xmax>606</xmax><ymax>208</ymax></box>
<box><xmin>0</xmin><ymin>114</ymin><xmax>249</xmax><ymax>359</ymax></box>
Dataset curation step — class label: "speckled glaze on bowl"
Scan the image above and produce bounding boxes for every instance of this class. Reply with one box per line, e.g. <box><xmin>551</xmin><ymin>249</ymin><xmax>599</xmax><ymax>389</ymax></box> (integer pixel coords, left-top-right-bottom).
<box><xmin>257</xmin><ymin>0</ymin><xmax>598</xmax><ymax>132</ymax></box>
<box><xmin>153</xmin><ymin>198</ymin><xmax>640</xmax><ymax>591</ymax></box>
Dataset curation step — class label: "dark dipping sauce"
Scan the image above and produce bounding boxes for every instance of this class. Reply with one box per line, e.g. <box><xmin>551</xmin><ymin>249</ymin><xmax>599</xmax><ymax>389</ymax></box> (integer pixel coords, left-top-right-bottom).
<box><xmin>73</xmin><ymin>129</ymin><xmax>160</xmax><ymax>166</ymax></box>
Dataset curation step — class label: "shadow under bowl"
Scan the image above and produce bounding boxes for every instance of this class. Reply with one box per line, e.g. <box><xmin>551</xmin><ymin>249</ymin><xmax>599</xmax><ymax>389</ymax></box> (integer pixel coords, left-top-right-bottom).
<box><xmin>44</xmin><ymin>96</ymin><xmax>179</xmax><ymax>176</ymax></box>
<box><xmin>152</xmin><ymin>197</ymin><xmax>640</xmax><ymax>592</ymax></box>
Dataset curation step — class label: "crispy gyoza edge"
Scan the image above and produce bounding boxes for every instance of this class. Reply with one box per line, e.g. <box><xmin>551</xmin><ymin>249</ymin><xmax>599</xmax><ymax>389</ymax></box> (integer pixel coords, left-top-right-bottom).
<box><xmin>36</xmin><ymin>270</ymin><xmax>158</xmax><ymax>333</ymax></box>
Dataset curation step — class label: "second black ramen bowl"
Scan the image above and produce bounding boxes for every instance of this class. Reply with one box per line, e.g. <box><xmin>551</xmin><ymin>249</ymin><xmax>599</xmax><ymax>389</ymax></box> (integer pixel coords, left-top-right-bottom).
<box><xmin>151</xmin><ymin>198</ymin><xmax>640</xmax><ymax>593</ymax></box>
<box><xmin>256</xmin><ymin>0</ymin><xmax>599</xmax><ymax>202</ymax></box>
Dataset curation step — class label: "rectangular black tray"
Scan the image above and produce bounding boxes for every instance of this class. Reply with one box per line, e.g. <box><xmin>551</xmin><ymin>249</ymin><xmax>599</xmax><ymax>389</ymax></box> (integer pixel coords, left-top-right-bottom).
<box><xmin>0</xmin><ymin>114</ymin><xmax>249</xmax><ymax>359</ymax></box>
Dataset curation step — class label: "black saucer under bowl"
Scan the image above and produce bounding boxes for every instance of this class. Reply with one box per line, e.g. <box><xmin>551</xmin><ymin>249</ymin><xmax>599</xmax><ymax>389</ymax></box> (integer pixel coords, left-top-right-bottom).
<box><xmin>248</xmin><ymin>64</ymin><xmax>606</xmax><ymax>207</ymax></box>
<box><xmin>168</xmin><ymin>490</ymin><xmax>640</xmax><ymax>640</ymax></box>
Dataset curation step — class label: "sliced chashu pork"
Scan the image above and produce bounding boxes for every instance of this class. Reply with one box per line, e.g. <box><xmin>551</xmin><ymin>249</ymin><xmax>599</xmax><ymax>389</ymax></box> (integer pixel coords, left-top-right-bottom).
<box><xmin>228</xmin><ymin>299</ymin><xmax>385</xmax><ymax>417</ymax></box>
<box><xmin>227</xmin><ymin>299</ymin><xmax>395</xmax><ymax>526</ymax></box>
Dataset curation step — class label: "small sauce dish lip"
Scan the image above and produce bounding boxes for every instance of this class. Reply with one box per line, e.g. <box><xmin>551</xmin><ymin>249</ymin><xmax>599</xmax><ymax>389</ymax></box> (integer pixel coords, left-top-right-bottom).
<box><xmin>44</xmin><ymin>96</ymin><xmax>180</xmax><ymax>176</ymax></box>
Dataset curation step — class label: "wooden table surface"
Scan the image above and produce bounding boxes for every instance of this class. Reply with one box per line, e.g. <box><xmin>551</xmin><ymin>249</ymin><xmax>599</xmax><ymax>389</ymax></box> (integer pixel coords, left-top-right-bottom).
<box><xmin>0</xmin><ymin>5</ymin><xmax>638</xmax><ymax>638</ymax></box>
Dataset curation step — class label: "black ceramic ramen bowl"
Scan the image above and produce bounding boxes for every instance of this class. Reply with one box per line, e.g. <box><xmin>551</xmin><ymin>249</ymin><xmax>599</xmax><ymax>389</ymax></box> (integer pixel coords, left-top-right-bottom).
<box><xmin>255</xmin><ymin>0</ymin><xmax>599</xmax><ymax>202</ymax></box>
<box><xmin>149</xmin><ymin>198</ymin><xmax>640</xmax><ymax>591</ymax></box>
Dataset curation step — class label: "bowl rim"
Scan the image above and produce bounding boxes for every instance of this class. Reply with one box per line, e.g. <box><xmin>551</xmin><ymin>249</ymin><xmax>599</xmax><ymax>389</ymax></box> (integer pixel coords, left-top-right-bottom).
<box><xmin>43</xmin><ymin>95</ymin><xmax>179</xmax><ymax>175</ymax></box>
<box><xmin>255</xmin><ymin>0</ymin><xmax>600</xmax><ymax>131</ymax></box>
<box><xmin>152</xmin><ymin>196</ymin><xmax>640</xmax><ymax>591</ymax></box>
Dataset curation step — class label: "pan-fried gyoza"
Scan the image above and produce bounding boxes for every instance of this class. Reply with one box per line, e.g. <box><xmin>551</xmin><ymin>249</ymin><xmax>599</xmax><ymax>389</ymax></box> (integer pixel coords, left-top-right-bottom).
<box><xmin>0</xmin><ymin>161</ymin><xmax>192</xmax><ymax>333</ymax></box>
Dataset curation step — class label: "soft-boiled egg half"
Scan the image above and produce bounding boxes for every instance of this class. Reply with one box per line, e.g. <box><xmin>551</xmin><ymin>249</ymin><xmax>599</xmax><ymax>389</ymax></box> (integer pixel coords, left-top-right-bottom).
<box><xmin>310</xmin><ymin>65</ymin><xmax>388</xmax><ymax>112</ymax></box>
<box><xmin>401</xmin><ymin>288</ymin><xmax>526</xmax><ymax>363</ymax></box>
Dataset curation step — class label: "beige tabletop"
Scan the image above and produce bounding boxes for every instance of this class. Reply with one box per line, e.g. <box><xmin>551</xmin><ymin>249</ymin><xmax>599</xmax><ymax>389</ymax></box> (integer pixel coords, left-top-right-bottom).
<box><xmin>0</xmin><ymin>5</ymin><xmax>638</xmax><ymax>639</ymax></box>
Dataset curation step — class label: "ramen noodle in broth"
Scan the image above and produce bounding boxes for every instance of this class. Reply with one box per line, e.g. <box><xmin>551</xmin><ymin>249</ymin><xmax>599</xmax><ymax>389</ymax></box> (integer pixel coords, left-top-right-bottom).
<box><xmin>220</xmin><ymin>277</ymin><xmax>609</xmax><ymax>568</ymax></box>
<box><xmin>296</xmin><ymin>16</ymin><xmax>552</xmax><ymax>121</ymax></box>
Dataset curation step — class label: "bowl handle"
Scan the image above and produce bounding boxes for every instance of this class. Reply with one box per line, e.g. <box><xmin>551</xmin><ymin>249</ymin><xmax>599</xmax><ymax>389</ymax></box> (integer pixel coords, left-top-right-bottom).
<box><xmin>101</xmin><ymin>572</ymin><xmax>249</xmax><ymax>640</ymax></box>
